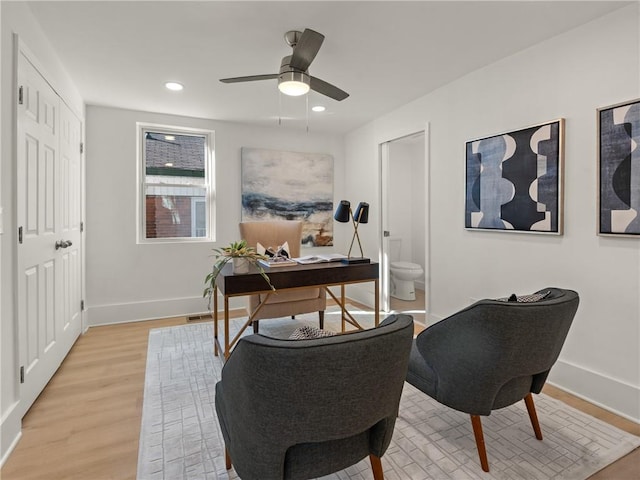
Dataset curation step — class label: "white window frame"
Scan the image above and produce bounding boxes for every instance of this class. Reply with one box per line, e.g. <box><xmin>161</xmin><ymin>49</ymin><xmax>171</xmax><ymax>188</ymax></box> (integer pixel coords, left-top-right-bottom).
<box><xmin>191</xmin><ymin>196</ymin><xmax>207</xmax><ymax>238</ymax></box>
<box><xmin>136</xmin><ymin>122</ymin><xmax>215</xmax><ymax>243</ymax></box>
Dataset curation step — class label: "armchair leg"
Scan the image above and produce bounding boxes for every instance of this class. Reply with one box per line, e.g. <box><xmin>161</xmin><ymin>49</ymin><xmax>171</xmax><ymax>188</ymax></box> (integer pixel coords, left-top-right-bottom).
<box><xmin>225</xmin><ymin>447</ymin><xmax>232</xmax><ymax>470</ymax></box>
<box><xmin>369</xmin><ymin>454</ymin><xmax>384</xmax><ymax>480</ymax></box>
<box><xmin>470</xmin><ymin>415</ymin><xmax>490</xmax><ymax>472</ymax></box>
<box><xmin>319</xmin><ymin>310</ymin><xmax>325</xmax><ymax>329</ymax></box>
<box><xmin>524</xmin><ymin>393</ymin><xmax>543</xmax><ymax>440</ymax></box>
<box><xmin>253</xmin><ymin>320</ymin><xmax>260</xmax><ymax>334</ymax></box>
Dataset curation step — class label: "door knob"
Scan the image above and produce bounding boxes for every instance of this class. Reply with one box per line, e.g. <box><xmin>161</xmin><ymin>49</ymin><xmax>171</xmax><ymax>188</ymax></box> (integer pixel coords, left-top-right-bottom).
<box><xmin>55</xmin><ymin>240</ymin><xmax>73</xmax><ymax>250</ymax></box>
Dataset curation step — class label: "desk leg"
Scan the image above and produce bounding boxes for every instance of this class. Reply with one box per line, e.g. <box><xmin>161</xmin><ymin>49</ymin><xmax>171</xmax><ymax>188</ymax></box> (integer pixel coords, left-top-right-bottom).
<box><xmin>374</xmin><ymin>278</ymin><xmax>380</xmax><ymax>327</ymax></box>
<box><xmin>213</xmin><ymin>286</ymin><xmax>219</xmax><ymax>356</ymax></box>
<box><xmin>224</xmin><ymin>296</ymin><xmax>230</xmax><ymax>360</ymax></box>
<box><xmin>341</xmin><ymin>284</ymin><xmax>346</xmax><ymax>332</ymax></box>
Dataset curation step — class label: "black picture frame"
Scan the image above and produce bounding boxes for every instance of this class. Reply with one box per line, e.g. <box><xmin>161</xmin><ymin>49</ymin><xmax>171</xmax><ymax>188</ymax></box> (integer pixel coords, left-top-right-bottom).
<box><xmin>465</xmin><ymin>119</ymin><xmax>564</xmax><ymax>234</ymax></box>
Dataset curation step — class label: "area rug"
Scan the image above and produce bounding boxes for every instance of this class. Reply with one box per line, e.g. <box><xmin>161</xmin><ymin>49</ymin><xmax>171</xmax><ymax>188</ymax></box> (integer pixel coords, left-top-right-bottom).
<box><xmin>137</xmin><ymin>309</ymin><xmax>640</xmax><ymax>480</ymax></box>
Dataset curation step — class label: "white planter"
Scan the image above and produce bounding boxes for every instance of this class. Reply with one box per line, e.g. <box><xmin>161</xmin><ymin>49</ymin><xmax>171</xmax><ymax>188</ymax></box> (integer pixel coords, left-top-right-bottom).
<box><xmin>232</xmin><ymin>257</ymin><xmax>250</xmax><ymax>274</ymax></box>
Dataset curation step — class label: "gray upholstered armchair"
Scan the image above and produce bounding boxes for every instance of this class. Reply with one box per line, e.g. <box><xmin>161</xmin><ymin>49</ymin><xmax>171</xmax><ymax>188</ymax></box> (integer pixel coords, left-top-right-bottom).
<box><xmin>239</xmin><ymin>221</ymin><xmax>326</xmax><ymax>333</ymax></box>
<box><xmin>215</xmin><ymin>314</ymin><xmax>414</xmax><ymax>480</ymax></box>
<box><xmin>406</xmin><ymin>287</ymin><xmax>579</xmax><ymax>472</ymax></box>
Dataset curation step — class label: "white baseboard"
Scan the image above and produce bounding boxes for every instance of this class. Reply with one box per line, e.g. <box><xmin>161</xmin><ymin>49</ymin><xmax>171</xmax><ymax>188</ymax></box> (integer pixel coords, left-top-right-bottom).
<box><xmin>548</xmin><ymin>359</ymin><xmax>639</xmax><ymax>423</ymax></box>
<box><xmin>87</xmin><ymin>278</ymin><xmax>383</xmax><ymax>328</ymax></box>
<box><xmin>87</xmin><ymin>295</ymin><xmax>246</xmax><ymax>326</ymax></box>
<box><xmin>426</xmin><ymin>312</ymin><xmax>444</xmax><ymax>326</ymax></box>
<box><xmin>0</xmin><ymin>402</ymin><xmax>22</xmax><ymax>468</ymax></box>
<box><xmin>85</xmin><ymin>286</ymin><xmax>380</xmax><ymax>327</ymax></box>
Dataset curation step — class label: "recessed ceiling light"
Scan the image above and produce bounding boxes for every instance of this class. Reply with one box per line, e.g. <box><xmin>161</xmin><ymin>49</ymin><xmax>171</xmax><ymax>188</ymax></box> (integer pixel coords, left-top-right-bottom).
<box><xmin>164</xmin><ymin>135</ymin><xmax>175</xmax><ymax>141</ymax></box>
<box><xmin>165</xmin><ymin>82</ymin><xmax>184</xmax><ymax>91</ymax></box>
<box><xmin>312</xmin><ymin>105</ymin><xmax>326</xmax><ymax>112</ymax></box>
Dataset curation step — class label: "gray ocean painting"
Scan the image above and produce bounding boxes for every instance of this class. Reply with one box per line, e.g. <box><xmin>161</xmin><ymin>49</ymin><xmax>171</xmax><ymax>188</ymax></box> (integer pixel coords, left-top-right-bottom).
<box><xmin>241</xmin><ymin>148</ymin><xmax>334</xmax><ymax>246</ymax></box>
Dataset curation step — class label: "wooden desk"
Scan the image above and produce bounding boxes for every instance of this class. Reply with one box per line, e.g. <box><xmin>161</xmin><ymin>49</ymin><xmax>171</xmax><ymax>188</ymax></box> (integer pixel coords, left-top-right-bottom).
<box><xmin>213</xmin><ymin>261</ymin><xmax>380</xmax><ymax>359</ymax></box>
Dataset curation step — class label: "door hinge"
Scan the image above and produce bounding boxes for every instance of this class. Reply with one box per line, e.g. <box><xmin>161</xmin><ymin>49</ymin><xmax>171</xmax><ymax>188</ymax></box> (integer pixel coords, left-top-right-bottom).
<box><xmin>18</xmin><ymin>226</ymin><xmax>23</xmax><ymax>244</ymax></box>
<box><xmin>81</xmin><ymin>300</ymin><xmax>85</xmax><ymax>311</ymax></box>
<box><xmin>80</xmin><ymin>142</ymin><xmax>84</xmax><ymax>154</ymax></box>
<box><xmin>20</xmin><ymin>366</ymin><xmax>25</xmax><ymax>384</ymax></box>
<box><xmin>18</xmin><ymin>86</ymin><xmax>24</xmax><ymax>105</ymax></box>
<box><xmin>80</xmin><ymin>221</ymin><xmax>84</xmax><ymax>233</ymax></box>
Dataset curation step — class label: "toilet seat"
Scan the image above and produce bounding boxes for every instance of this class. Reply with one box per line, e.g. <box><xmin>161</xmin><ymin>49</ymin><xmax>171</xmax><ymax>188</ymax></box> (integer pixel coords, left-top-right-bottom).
<box><xmin>390</xmin><ymin>261</ymin><xmax>422</xmax><ymax>271</ymax></box>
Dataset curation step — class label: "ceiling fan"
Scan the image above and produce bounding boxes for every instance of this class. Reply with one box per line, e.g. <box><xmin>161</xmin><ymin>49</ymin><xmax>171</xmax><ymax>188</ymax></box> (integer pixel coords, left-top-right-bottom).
<box><xmin>219</xmin><ymin>28</ymin><xmax>349</xmax><ymax>101</ymax></box>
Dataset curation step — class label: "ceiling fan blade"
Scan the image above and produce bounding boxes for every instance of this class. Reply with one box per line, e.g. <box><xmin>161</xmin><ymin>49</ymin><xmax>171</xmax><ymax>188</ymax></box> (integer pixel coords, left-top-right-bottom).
<box><xmin>289</xmin><ymin>29</ymin><xmax>325</xmax><ymax>71</ymax></box>
<box><xmin>310</xmin><ymin>76</ymin><xmax>349</xmax><ymax>101</ymax></box>
<box><xmin>220</xmin><ymin>74</ymin><xmax>278</xmax><ymax>83</ymax></box>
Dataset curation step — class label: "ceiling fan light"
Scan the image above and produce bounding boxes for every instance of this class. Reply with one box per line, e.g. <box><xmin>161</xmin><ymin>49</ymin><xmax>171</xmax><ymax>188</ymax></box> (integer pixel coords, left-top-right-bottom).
<box><xmin>278</xmin><ymin>71</ymin><xmax>310</xmax><ymax>96</ymax></box>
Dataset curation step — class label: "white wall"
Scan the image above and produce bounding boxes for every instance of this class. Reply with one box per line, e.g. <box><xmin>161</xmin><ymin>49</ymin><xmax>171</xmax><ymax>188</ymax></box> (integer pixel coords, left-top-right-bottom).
<box><xmin>0</xmin><ymin>2</ymin><xmax>84</xmax><ymax>464</ymax></box>
<box><xmin>345</xmin><ymin>5</ymin><xmax>640</xmax><ymax>421</ymax></box>
<box><xmin>85</xmin><ymin>105</ymin><xmax>345</xmax><ymax>325</ymax></box>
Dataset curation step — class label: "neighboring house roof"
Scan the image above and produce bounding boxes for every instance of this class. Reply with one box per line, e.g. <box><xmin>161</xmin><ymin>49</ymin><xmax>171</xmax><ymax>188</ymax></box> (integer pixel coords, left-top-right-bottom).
<box><xmin>145</xmin><ymin>132</ymin><xmax>205</xmax><ymax>177</ymax></box>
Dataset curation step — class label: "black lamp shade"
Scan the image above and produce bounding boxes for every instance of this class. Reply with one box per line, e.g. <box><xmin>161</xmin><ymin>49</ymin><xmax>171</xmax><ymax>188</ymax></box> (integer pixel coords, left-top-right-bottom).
<box><xmin>334</xmin><ymin>200</ymin><xmax>351</xmax><ymax>223</ymax></box>
<box><xmin>354</xmin><ymin>202</ymin><xmax>369</xmax><ymax>224</ymax></box>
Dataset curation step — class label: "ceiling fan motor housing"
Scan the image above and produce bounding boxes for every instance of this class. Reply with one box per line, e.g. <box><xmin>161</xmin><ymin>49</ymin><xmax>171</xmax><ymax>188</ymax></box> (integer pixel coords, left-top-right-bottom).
<box><xmin>278</xmin><ymin>56</ymin><xmax>310</xmax><ymax>94</ymax></box>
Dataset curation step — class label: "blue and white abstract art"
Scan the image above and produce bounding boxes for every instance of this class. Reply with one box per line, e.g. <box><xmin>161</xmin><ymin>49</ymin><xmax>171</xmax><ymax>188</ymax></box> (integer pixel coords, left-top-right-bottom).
<box><xmin>465</xmin><ymin>120</ymin><xmax>564</xmax><ymax>234</ymax></box>
<box><xmin>599</xmin><ymin>99</ymin><xmax>640</xmax><ymax>237</ymax></box>
<box><xmin>241</xmin><ymin>147</ymin><xmax>334</xmax><ymax>246</ymax></box>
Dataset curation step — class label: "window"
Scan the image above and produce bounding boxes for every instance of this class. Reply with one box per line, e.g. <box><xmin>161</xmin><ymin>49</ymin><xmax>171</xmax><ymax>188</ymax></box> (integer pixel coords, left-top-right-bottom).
<box><xmin>138</xmin><ymin>124</ymin><xmax>214</xmax><ymax>242</ymax></box>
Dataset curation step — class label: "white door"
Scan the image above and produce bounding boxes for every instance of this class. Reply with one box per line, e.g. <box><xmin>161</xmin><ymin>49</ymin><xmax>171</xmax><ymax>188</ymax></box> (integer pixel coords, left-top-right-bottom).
<box><xmin>59</xmin><ymin>97</ymin><xmax>83</xmax><ymax>343</ymax></box>
<box><xmin>380</xmin><ymin>141</ymin><xmax>392</xmax><ymax>312</ymax></box>
<box><xmin>16</xmin><ymin>52</ymin><xmax>83</xmax><ymax>417</ymax></box>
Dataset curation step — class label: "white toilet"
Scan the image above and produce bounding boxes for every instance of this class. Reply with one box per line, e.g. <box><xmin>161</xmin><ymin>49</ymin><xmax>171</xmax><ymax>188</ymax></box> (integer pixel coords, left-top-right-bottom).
<box><xmin>389</xmin><ymin>238</ymin><xmax>424</xmax><ymax>301</ymax></box>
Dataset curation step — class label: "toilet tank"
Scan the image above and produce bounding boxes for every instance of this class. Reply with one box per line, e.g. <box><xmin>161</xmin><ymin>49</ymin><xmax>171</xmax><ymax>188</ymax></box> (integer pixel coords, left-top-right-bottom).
<box><xmin>388</xmin><ymin>237</ymin><xmax>402</xmax><ymax>263</ymax></box>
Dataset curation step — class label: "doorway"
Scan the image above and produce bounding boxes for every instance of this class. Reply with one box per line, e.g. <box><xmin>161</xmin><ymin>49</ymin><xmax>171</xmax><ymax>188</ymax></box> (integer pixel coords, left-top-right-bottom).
<box><xmin>380</xmin><ymin>129</ymin><xmax>428</xmax><ymax>325</ymax></box>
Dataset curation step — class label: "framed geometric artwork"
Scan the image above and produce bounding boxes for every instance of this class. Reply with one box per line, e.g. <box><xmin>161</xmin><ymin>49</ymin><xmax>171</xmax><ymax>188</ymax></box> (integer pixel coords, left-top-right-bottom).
<box><xmin>465</xmin><ymin>119</ymin><xmax>564</xmax><ymax>234</ymax></box>
<box><xmin>241</xmin><ymin>147</ymin><xmax>335</xmax><ymax>247</ymax></box>
<box><xmin>598</xmin><ymin>98</ymin><xmax>640</xmax><ymax>237</ymax></box>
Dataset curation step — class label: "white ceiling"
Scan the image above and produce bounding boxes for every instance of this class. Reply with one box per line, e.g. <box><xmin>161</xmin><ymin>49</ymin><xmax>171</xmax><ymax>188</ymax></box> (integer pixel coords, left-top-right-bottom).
<box><xmin>26</xmin><ymin>1</ymin><xmax>629</xmax><ymax>135</ymax></box>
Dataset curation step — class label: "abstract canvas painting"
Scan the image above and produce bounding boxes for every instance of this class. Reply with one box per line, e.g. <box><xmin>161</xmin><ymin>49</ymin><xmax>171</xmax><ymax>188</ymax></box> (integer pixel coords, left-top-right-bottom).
<box><xmin>598</xmin><ymin>99</ymin><xmax>640</xmax><ymax>237</ymax></box>
<box><xmin>241</xmin><ymin>148</ymin><xmax>334</xmax><ymax>246</ymax></box>
<box><xmin>465</xmin><ymin>119</ymin><xmax>564</xmax><ymax>234</ymax></box>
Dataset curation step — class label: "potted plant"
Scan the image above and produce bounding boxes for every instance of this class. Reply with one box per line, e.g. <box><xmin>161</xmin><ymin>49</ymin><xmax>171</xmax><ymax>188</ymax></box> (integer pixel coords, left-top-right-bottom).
<box><xmin>203</xmin><ymin>239</ymin><xmax>275</xmax><ymax>308</ymax></box>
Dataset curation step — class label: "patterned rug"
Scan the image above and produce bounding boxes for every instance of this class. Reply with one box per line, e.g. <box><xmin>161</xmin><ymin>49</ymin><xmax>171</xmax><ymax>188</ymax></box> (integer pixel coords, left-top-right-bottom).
<box><xmin>137</xmin><ymin>308</ymin><xmax>640</xmax><ymax>480</ymax></box>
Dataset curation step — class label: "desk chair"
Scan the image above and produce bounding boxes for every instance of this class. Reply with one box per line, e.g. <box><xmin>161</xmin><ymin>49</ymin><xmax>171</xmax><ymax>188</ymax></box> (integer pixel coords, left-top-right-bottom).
<box><xmin>240</xmin><ymin>221</ymin><xmax>326</xmax><ymax>333</ymax></box>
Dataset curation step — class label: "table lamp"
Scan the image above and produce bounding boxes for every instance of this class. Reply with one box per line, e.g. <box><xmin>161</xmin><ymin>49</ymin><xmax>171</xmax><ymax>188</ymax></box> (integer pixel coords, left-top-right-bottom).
<box><xmin>334</xmin><ymin>200</ymin><xmax>371</xmax><ymax>264</ymax></box>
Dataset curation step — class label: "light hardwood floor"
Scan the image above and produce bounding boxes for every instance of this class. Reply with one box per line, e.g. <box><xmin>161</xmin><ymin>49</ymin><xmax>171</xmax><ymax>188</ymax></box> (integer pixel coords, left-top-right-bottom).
<box><xmin>1</xmin><ymin>310</ymin><xmax>638</xmax><ymax>480</ymax></box>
